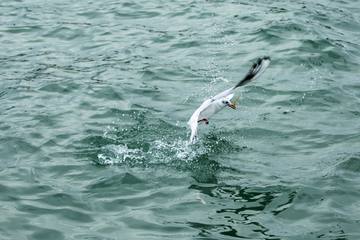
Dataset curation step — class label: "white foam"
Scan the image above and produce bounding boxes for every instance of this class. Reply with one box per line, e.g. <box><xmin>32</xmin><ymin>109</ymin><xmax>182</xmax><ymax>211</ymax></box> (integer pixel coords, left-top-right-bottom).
<box><xmin>98</xmin><ymin>139</ymin><xmax>209</xmax><ymax>166</ymax></box>
<box><xmin>97</xmin><ymin>144</ymin><xmax>145</xmax><ymax>165</ymax></box>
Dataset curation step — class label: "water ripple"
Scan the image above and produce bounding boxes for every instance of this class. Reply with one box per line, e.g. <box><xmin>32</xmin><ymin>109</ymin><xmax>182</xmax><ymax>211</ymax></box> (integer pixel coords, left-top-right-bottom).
<box><xmin>1</xmin><ymin>0</ymin><xmax>360</xmax><ymax>239</ymax></box>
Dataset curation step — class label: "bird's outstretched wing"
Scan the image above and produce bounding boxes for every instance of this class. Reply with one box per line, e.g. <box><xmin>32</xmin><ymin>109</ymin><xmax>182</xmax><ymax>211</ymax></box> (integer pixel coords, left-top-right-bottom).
<box><xmin>234</xmin><ymin>57</ymin><xmax>271</xmax><ymax>88</ymax></box>
<box><xmin>211</xmin><ymin>87</ymin><xmax>234</xmax><ymax>103</ymax></box>
<box><xmin>187</xmin><ymin>99</ymin><xmax>212</xmax><ymax>141</ymax></box>
<box><xmin>210</xmin><ymin>57</ymin><xmax>270</xmax><ymax>102</ymax></box>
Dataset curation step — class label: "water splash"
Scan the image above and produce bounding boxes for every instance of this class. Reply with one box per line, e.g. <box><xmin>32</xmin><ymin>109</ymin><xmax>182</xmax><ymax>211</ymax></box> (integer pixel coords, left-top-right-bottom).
<box><xmin>97</xmin><ymin>139</ymin><xmax>209</xmax><ymax>166</ymax></box>
<box><xmin>97</xmin><ymin>144</ymin><xmax>145</xmax><ymax>165</ymax></box>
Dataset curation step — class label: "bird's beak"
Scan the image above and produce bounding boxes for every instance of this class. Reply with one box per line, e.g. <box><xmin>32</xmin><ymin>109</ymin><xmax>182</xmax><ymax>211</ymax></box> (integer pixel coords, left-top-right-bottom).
<box><xmin>229</xmin><ymin>95</ymin><xmax>241</xmax><ymax>109</ymax></box>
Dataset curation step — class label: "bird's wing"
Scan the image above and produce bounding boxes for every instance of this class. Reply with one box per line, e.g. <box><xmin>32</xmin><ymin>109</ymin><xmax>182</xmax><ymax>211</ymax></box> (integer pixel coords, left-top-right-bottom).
<box><xmin>187</xmin><ymin>99</ymin><xmax>213</xmax><ymax>141</ymax></box>
<box><xmin>187</xmin><ymin>118</ymin><xmax>198</xmax><ymax>141</ymax></box>
<box><xmin>207</xmin><ymin>57</ymin><xmax>270</xmax><ymax>103</ymax></box>
<box><xmin>211</xmin><ymin>87</ymin><xmax>234</xmax><ymax>102</ymax></box>
<box><xmin>234</xmin><ymin>57</ymin><xmax>271</xmax><ymax>88</ymax></box>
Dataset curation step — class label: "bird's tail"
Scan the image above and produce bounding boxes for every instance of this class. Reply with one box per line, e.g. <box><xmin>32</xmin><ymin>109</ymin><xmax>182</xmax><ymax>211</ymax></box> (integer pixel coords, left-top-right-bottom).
<box><xmin>234</xmin><ymin>57</ymin><xmax>271</xmax><ymax>89</ymax></box>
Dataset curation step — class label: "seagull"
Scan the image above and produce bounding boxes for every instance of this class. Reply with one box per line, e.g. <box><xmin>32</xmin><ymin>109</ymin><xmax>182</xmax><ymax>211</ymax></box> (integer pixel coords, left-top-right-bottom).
<box><xmin>187</xmin><ymin>57</ymin><xmax>271</xmax><ymax>142</ymax></box>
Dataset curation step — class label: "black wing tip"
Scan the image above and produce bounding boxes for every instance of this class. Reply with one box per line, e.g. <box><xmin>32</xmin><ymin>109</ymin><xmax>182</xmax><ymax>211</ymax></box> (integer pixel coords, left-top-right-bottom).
<box><xmin>250</xmin><ymin>56</ymin><xmax>270</xmax><ymax>71</ymax></box>
<box><xmin>257</xmin><ymin>56</ymin><xmax>271</xmax><ymax>64</ymax></box>
<box><xmin>252</xmin><ymin>56</ymin><xmax>271</xmax><ymax>68</ymax></box>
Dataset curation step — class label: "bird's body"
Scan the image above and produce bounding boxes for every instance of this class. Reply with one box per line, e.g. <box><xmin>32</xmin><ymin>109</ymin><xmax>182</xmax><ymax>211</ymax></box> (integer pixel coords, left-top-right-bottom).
<box><xmin>188</xmin><ymin>57</ymin><xmax>271</xmax><ymax>142</ymax></box>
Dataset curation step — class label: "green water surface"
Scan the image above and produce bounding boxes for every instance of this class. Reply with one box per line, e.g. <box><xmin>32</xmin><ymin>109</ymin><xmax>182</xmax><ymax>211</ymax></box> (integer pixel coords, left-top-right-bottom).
<box><xmin>1</xmin><ymin>0</ymin><xmax>360</xmax><ymax>239</ymax></box>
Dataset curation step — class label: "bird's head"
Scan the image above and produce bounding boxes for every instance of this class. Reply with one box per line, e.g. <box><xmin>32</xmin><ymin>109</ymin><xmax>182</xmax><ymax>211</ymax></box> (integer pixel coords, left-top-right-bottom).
<box><xmin>222</xmin><ymin>99</ymin><xmax>232</xmax><ymax>108</ymax></box>
<box><xmin>222</xmin><ymin>94</ymin><xmax>241</xmax><ymax>109</ymax></box>
<box><xmin>222</xmin><ymin>94</ymin><xmax>236</xmax><ymax>109</ymax></box>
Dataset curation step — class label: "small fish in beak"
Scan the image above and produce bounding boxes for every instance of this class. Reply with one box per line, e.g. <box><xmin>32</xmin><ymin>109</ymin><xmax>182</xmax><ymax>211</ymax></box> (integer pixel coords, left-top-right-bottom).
<box><xmin>229</xmin><ymin>95</ymin><xmax>241</xmax><ymax>109</ymax></box>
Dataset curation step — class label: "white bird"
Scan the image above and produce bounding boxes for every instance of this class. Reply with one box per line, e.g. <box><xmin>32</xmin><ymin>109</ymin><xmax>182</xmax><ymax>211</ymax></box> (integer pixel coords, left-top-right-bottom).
<box><xmin>187</xmin><ymin>57</ymin><xmax>271</xmax><ymax>142</ymax></box>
